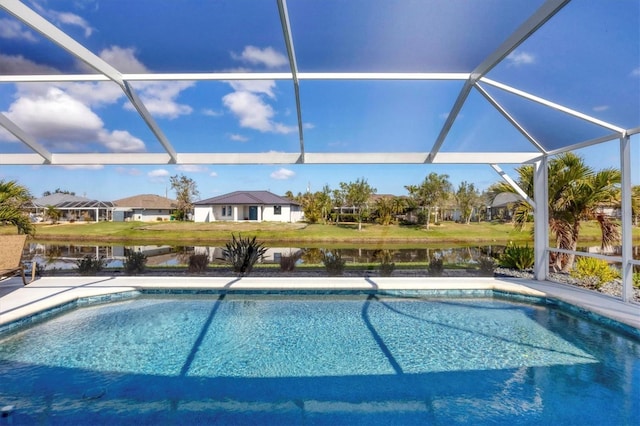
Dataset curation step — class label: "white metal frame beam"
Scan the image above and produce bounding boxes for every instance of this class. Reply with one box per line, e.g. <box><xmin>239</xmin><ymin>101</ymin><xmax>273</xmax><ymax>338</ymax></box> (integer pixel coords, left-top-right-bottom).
<box><xmin>277</xmin><ymin>0</ymin><xmax>306</xmax><ymax>162</ymax></box>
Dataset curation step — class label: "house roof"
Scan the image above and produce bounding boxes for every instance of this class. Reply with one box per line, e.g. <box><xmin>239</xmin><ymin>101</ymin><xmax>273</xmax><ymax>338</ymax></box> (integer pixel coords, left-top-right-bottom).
<box><xmin>491</xmin><ymin>192</ymin><xmax>523</xmax><ymax>208</ymax></box>
<box><xmin>195</xmin><ymin>191</ymin><xmax>299</xmax><ymax>206</ymax></box>
<box><xmin>113</xmin><ymin>194</ymin><xmax>177</xmax><ymax>209</ymax></box>
<box><xmin>30</xmin><ymin>193</ymin><xmax>113</xmax><ymax>208</ymax></box>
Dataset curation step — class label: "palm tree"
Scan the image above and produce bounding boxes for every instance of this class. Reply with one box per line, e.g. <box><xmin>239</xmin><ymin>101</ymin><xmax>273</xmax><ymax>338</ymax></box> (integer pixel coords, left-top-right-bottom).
<box><xmin>45</xmin><ymin>205</ymin><xmax>62</xmax><ymax>224</ymax></box>
<box><xmin>489</xmin><ymin>153</ymin><xmax>620</xmax><ymax>272</ymax></box>
<box><xmin>0</xmin><ymin>179</ymin><xmax>35</xmax><ymax>235</ymax></box>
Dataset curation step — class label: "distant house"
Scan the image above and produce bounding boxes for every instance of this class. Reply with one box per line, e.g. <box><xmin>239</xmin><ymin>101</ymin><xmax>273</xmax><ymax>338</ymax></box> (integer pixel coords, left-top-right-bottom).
<box><xmin>27</xmin><ymin>193</ymin><xmax>114</xmax><ymax>222</ymax></box>
<box><xmin>194</xmin><ymin>191</ymin><xmax>303</xmax><ymax>223</ymax></box>
<box><xmin>112</xmin><ymin>194</ymin><xmax>177</xmax><ymax>222</ymax></box>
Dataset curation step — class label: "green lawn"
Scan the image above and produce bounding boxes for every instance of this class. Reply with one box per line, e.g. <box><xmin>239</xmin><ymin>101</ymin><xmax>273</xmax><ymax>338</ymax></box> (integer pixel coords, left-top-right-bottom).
<box><xmin>3</xmin><ymin>219</ymin><xmax>636</xmax><ymax>246</ymax></box>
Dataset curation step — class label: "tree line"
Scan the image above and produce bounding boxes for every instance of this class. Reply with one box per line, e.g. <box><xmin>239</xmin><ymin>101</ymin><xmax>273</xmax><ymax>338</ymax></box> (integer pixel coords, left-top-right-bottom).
<box><xmin>286</xmin><ymin>173</ymin><xmax>491</xmax><ymax>229</ymax></box>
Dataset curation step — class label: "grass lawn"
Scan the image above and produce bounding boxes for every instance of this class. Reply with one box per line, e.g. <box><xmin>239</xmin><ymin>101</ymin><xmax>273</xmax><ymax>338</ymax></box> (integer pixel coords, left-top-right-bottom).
<box><xmin>4</xmin><ymin>219</ymin><xmax>636</xmax><ymax>246</ymax></box>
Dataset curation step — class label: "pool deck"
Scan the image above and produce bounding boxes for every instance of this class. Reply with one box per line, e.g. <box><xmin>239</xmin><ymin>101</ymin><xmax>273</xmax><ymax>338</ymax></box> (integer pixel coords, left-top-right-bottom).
<box><xmin>0</xmin><ymin>275</ymin><xmax>638</xmax><ymax>331</ymax></box>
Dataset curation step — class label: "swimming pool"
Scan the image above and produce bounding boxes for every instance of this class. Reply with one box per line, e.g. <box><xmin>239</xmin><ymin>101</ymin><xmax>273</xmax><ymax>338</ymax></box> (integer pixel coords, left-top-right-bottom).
<box><xmin>0</xmin><ymin>292</ymin><xmax>638</xmax><ymax>425</ymax></box>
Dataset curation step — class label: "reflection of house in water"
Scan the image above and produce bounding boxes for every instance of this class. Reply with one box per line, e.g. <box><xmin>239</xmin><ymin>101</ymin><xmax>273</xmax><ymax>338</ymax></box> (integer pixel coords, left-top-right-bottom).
<box><xmin>112</xmin><ymin>245</ymin><xmax>177</xmax><ymax>266</ymax></box>
<box><xmin>194</xmin><ymin>246</ymin><xmax>302</xmax><ymax>264</ymax></box>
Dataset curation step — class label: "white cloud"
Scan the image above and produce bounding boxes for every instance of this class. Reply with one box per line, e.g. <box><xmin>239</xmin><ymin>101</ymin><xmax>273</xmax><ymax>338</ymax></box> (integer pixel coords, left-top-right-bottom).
<box><xmin>32</xmin><ymin>3</ymin><xmax>94</xmax><ymax>38</ymax></box>
<box><xmin>592</xmin><ymin>105</ymin><xmax>610</xmax><ymax>112</ymax></box>
<box><xmin>0</xmin><ymin>19</ymin><xmax>38</xmax><ymax>42</ymax></box>
<box><xmin>228</xmin><ymin>80</ymin><xmax>277</xmax><ymax>98</ymax></box>
<box><xmin>506</xmin><ymin>51</ymin><xmax>535</xmax><ymax>66</ymax></box>
<box><xmin>148</xmin><ymin>169</ymin><xmax>170</xmax><ymax>183</ymax></box>
<box><xmin>209</xmin><ymin>171</ymin><xmax>218</xmax><ymax>177</ymax></box>
<box><xmin>229</xmin><ymin>133</ymin><xmax>249</xmax><ymax>142</ymax></box>
<box><xmin>61</xmin><ymin>81</ymin><xmax>125</xmax><ymax>107</ymax></box>
<box><xmin>202</xmin><ymin>108</ymin><xmax>222</xmax><ymax>117</ymax></box>
<box><xmin>631</xmin><ymin>67</ymin><xmax>640</xmax><ymax>77</ymax></box>
<box><xmin>116</xmin><ymin>167</ymin><xmax>143</xmax><ymax>176</ymax></box>
<box><xmin>270</xmin><ymin>168</ymin><xmax>295</xmax><ymax>180</ymax></box>
<box><xmin>231</xmin><ymin>46</ymin><xmax>288</xmax><ymax>68</ymax></box>
<box><xmin>3</xmin><ymin>87</ymin><xmax>103</xmax><ymax>143</ymax></box>
<box><xmin>0</xmin><ymin>53</ymin><xmax>60</xmax><ymax>74</ymax></box>
<box><xmin>53</xmin><ymin>11</ymin><xmax>93</xmax><ymax>37</ymax></box>
<box><xmin>1</xmin><ymin>85</ymin><xmax>147</xmax><ymax>152</ymax></box>
<box><xmin>223</xmin><ymin>46</ymin><xmax>295</xmax><ymax>134</ymax></box>
<box><xmin>222</xmin><ymin>91</ymin><xmax>295</xmax><ymax>134</ymax></box>
<box><xmin>98</xmin><ymin>46</ymin><xmax>148</xmax><ymax>73</ymax></box>
<box><xmin>177</xmin><ymin>165</ymin><xmax>207</xmax><ymax>173</ymax></box>
<box><xmin>98</xmin><ymin>130</ymin><xmax>145</xmax><ymax>152</ymax></box>
<box><xmin>96</xmin><ymin>46</ymin><xmax>194</xmax><ymax>119</ymax></box>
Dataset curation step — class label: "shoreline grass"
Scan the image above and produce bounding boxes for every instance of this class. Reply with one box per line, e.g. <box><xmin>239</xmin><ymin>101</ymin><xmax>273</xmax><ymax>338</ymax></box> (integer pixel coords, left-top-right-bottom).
<box><xmin>3</xmin><ymin>220</ymin><xmax>637</xmax><ymax>246</ymax></box>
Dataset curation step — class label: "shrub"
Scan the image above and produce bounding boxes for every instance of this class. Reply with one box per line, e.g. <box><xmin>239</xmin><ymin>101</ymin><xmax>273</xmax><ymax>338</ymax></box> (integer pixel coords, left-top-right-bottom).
<box><xmin>280</xmin><ymin>251</ymin><xmax>302</xmax><ymax>272</ymax></box>
<box><xmin>633</xmin><ymin>273</ymin><xmax>640</xmax><ymax>289</ymax></box>
<box><xmin>124</xmin><ymin>251</ymin><xmax>147</xmax><ymax>275</ymax></box>
<box><xmin>322</xmin><ymin>250</ymin><xmax>346</xmax><ymax>276</ymax></box>
<box><xmin>188</xmin><ymin>253</ymin><xmax>209</xmax><ymax>273</ymax></box>
<box><xmin>570</xmin><ymin>257</ymin><xmax>619</xmax><ymax>289</ymax></box>
<box><xmin>223</xmin><ymin>234</ymin><xmax>268</xmax><ymax>276</ymax></box>
<box><xmin>75</xmin><ymin>255</ymin><xmax>104</xmax><ymax>275</ymax></box>
<box><xmin>428</xmin><ymin>254</ymin><xmax>443</xmax><ymax>276</ymax></box>
<box><xmin>378</xmin><ymin>251</ymin><xmax>395</xmax><ymax>277</ymax></box>
<box><xmin>499</xmin><ymin>243</ymin><xmax>534</xmax><ymax>270</ymax></box>
<box><xmin>477</xmin><ymin>256</ymin><xmax>496</xmax><ymax>276</ymax></box>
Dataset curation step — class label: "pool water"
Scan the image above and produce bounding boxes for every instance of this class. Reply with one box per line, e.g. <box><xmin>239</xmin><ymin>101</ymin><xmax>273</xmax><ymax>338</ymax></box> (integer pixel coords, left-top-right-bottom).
<box><xmin>0</xmin><ymin>294</ymin><xmax>638</xmax><ymax>425</ymax></box>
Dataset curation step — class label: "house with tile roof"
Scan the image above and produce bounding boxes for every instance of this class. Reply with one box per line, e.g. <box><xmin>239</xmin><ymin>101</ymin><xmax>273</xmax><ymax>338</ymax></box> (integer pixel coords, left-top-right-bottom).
<box><xmin>194</xmin><ymin>191</ymin><xmax>303</xmax><ymax>223</ymax></box>
<box><xmin>112</xmin><ymin>194</ymin><xmax>177</xmax><ymax>222</ymax></box>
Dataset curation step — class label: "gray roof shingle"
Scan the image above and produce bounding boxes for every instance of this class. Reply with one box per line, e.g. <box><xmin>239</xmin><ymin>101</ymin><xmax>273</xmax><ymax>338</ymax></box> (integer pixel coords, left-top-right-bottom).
<box><xmin>195</xmin><ymin>191</ymin><xmax>298</xmax><ymax>206</ymax></box>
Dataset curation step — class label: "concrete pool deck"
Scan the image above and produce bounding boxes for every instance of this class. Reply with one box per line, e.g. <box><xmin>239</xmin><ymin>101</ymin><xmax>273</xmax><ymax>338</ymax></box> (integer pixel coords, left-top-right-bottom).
<box><xmin>0</xmin><ymin>276</ymin><xmax>638</xmax><ymax>332</ymax></box>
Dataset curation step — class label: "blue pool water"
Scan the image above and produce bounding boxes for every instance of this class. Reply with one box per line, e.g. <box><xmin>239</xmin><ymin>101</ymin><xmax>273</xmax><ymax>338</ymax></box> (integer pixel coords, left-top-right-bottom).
<box><xmin>0</xmin><ymin>293</ymin><xmax>638</xmax><ymax>425</ymax></box>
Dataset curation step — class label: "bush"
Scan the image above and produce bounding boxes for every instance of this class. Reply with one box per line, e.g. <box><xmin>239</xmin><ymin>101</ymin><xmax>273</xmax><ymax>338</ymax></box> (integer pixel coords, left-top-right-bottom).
<box><xmin>499</xmin><ymin>243</ymin><xmax>534</xmax><ymax>270</ymax></box>
<box><xmin>570</xmin><ymin>257</ymin><xmax>619</xmax><ymax>289</ymax></box>
<box><xmin>280</xmin><ymin>251</ymin><xmax>302</xmax><ymax>272</ymax></box>
<box><xmin>378</xmin><ymin>251</ymin><xmax>395</xmax><ymax>277</ymax></box>
<box><xmin>633</xmin><ymin>273</ymin><xmax>640</xmax><ymax>289</ymax></box>
<box><xmin>477</xmin><ymin>256</ymin><xmax>496</xmax><ymax>276</ymax></box>
<box><xmin>75</xmin><ymin>255</ymin><xmax>104</xmax><ymax>275</ymax></box>
<box><xmin>188</xmin><ymin>253</ymin><xmax>209</xmax><ymax>273</ymax></box>
<box><xmin>322</xmin><ymin>250</ymin><xmax>346</xmax><ymax>276</ymax></box>
<box><xmin>428</xmin><ymin>254</ymin><xmax>443</xmax><ymax>276</ymax></box>
<box><xmin>223</xmin><ymin>234</ymin><xmax>268</xmax><ymax>276</ymax></box>
<box><xmin>124</xmin><ymin>251</ymin><xmax>147</xmax><ymax>275</ymax></box>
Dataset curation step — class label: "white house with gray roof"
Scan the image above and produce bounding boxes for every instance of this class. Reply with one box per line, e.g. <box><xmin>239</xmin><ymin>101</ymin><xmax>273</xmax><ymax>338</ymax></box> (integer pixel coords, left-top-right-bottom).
<box><xmin>194</xmin><ymin>191</ymin><xmax>303</xmax><ymax>223</ymax></box>
<box><xmin>112</xmin><ymin>194</ymin><xmax>177</xmax><ymax>222</ymax></box>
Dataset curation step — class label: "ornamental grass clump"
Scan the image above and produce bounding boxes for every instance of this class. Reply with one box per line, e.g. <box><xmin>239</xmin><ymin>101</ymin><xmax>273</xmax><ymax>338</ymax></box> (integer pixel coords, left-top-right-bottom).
<box><xmin>223</xmin><ymin>234</ymin><xmax>268</xmax><ymax>276</ymax></box>
<box><xmin>279</xmin><ymin>251</ymin><xmax>302</xmax><ymax>272</ymax></box>
<box><xmin>477</xmin><ymin>256</ymin><xmax>496</xmax><ymax>276</ymax></box>
<box><xmin>124</xmin><ymin>251</ymin><xmax>147</xmax><ymax>275</ymax></box>
<box><xmin>75</xmin><ymin>255</ymin><xmax>105</xmax><ymax>275</ymax></box>
<box><xmin>322</xmin><ymin>250</ymin><xmax>346</xmax><ymax>276</ymax></box>
<box><xmin>499</xmin><ymin>243</ymin><xmax>534</xmax><ymax>270</ymax></box>
<box><xmin>428</xmin><ymin>254</ymin><xmax>443</xmax><ymax>276</ymax></box>
<box><xmin>188</xmin><ymin>253</ymin><xmax>209</xmax><ymax>273</ymax></box>
<box><xmin>570</xmin><ymin>257</ymin><xmax>619</xmax><ymax>289</ymax></box>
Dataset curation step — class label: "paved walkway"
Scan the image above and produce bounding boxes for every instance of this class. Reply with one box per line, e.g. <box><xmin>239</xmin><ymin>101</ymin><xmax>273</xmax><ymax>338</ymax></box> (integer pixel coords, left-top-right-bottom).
<box><xmin>1</xmin><ymin>276</ymin><xmax>638</xmax><ymax>331</ymax></box>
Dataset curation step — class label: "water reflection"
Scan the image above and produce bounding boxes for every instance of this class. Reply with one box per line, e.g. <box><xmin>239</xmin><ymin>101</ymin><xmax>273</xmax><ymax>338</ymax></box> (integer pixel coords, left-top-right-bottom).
<box><xmin>22</xmin><ymin>242</ymin><xmax>639</xmax><ymax>271</ymax></box>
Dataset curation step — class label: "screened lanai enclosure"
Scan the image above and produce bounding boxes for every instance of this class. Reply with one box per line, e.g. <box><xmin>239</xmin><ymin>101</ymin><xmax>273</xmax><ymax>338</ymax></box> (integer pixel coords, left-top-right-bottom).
<box><xmin>0</xmin><ymin>0</ymin><xmax>638</xmax><ymax>301</ymax></box>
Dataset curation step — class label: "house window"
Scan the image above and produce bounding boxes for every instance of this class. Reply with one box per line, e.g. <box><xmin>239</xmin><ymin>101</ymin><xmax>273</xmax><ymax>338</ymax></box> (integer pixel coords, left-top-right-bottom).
<box><xmin>274</xmin><ymin>205</ymin><xmax>282</xmax><ymax>215</ymax></box>
<box><xmin>222</xmin><ymin>206</ymin><xmax>226</xmax><ymax>216</ymax></box>
<box><xmin>227</xmin><ymin>206</ymin><xmax>232</xmax><ymax>217</ymax></box>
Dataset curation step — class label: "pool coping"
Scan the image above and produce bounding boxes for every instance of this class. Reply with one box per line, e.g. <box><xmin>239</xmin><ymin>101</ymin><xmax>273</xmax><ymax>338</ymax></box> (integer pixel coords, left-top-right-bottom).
<box><xmin>1</xmin><ymin>276</ymin><xmax>638</xmax><ymax>338</ymax></box>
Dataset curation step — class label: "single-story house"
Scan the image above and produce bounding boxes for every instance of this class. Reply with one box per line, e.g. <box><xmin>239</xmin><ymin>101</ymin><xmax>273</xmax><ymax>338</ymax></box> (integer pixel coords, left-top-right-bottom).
<box><xmin>26</xmin><ymin>193</ymin><xmax>114</xmax><ymax>222</ymax></box>
<box><xmin>194</xmin><ymin>191</ymin><xmax>303</xmax><ymax>223</ymax></box>
<box><xmin>112</xmin><ymin>194</ymin><xmax>177</xmax><ymax>222</ymax></box>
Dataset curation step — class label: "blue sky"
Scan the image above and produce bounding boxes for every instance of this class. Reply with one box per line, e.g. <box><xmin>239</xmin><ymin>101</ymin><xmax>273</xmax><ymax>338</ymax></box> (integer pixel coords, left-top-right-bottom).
<box><xmin>0</xmin><ymin>0</ymin><xmax>638</xmax><ymax>201</ymax></box>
